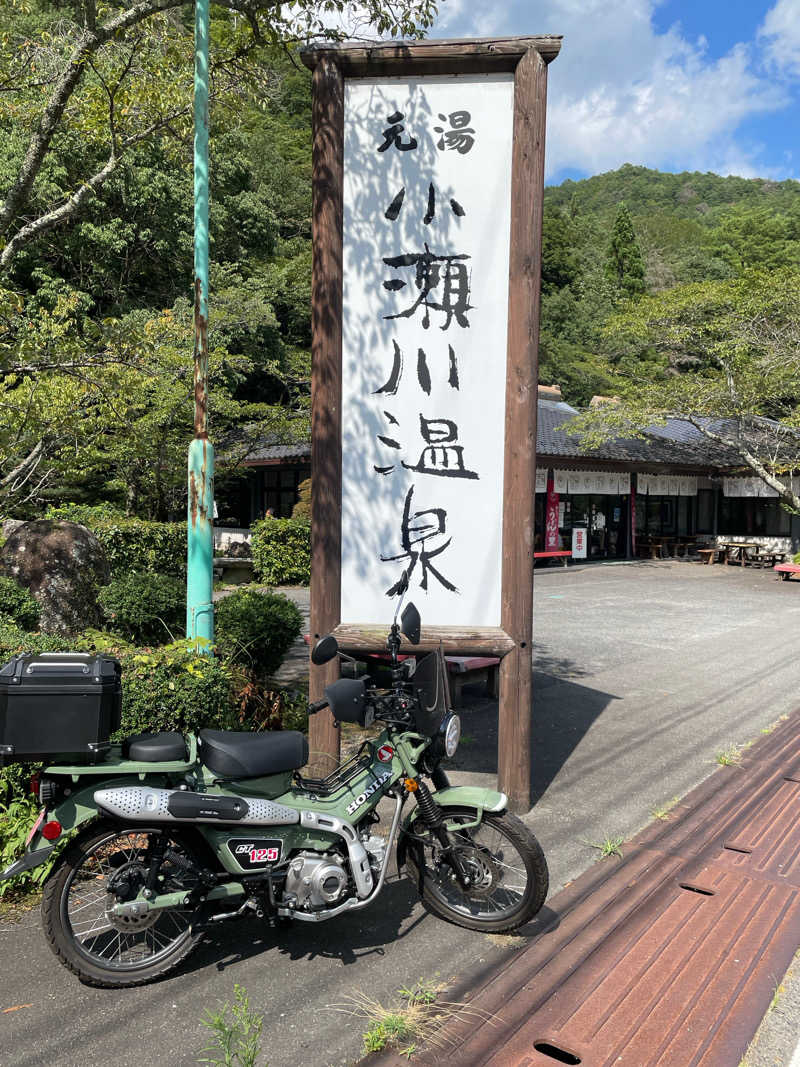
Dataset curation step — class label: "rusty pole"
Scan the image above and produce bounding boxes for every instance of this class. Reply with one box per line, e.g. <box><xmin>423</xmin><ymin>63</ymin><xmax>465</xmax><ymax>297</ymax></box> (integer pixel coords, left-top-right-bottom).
<box><xmin>186</xmin><ymin>0</ymin><xmax>214</xmax><ymax>648</ymax></box>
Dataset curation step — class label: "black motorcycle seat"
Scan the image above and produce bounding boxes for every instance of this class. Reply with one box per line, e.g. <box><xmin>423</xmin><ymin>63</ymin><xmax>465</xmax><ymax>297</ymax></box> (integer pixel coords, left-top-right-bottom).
<box><xmin>198</xmin><ymin>729</ymin><xmax>308</xmax><ymax>778</ymax></box>
<box><xmin>123</xmin><ymin>732</ymin><xmax>188</xmax><ymax>762</ymax></box>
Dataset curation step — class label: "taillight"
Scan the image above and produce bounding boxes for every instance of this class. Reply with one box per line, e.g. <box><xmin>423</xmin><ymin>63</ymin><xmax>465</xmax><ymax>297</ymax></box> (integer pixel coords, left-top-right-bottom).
<box><xmin>41</xmin><ymin>820</ymin><xmax>62</xmax><ymax>841</ymax></box>
<box><xmin>29</xmin><ymin>772</ymin><xmax>40</xmax><ymax>798</ymax></box>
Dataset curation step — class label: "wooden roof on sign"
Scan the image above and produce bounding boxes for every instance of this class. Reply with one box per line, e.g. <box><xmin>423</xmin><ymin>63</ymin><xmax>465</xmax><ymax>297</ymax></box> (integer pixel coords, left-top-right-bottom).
<box><xmin>299</xmin><ymin>35</ymin><xmax>562</xmax><ymax>76</ymax></box>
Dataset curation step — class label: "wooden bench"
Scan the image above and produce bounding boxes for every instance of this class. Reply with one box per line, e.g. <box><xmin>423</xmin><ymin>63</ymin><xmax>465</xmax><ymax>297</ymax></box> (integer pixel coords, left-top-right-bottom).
<box><xmin>534</xmin><ymin>550</ymin><xmax>572</xmax><ymax>568</ymax></box>
<box><xmin>363</xmin><ymin>651</ymin><xmax>501</xmax><ymax>708</ymax></box>
<box><xmin>445</xmin><ymin>656</ymin><xmax>500</xmax><ymax>708</ymax></box>
<box><xmin>697</xmin><ymin>548</ymin><xmax>718</xmax><ymax>565</ymax></box>
<box><xmin>304</xmin><ymin>636</ymin><xmax>500</xmax><ymax>709</ymax></box>
<box><xmin>774</xmin><ymin>563</ymin><xmax>800</xmax><ymax>581</ymax></box>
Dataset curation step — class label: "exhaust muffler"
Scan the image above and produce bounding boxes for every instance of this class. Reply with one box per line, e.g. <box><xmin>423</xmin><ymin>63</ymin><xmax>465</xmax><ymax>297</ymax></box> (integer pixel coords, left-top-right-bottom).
<box><xmin>94</xmin><ymin>786</ymin><xmax>300</xmax><ymax>825</ymax></box>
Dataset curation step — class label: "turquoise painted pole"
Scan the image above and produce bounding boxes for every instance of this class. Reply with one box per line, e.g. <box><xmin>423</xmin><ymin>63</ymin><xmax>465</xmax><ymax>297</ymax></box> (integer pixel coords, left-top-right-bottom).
<box><xmin>186</xmin><ymin>0</ymin><xmax>214</xmax><ymax>648</ymax></box>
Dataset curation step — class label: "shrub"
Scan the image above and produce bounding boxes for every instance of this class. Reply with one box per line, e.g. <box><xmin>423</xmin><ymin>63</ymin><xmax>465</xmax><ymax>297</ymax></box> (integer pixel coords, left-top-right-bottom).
<box><xmin>292</xmin><ymin>478</ymin><xmax>311</xmax><ymax>519</ymax></box>
<box><xmin>0</xmin><ymin>621</ymin><xmax>71</xmax><ymax>660</ymax></box>
<box><xmin>45</xmin><ymin>502</ymin><xmax>126</xmax><ymax>523</ymax></box>
<box><xmin>793</xmin><ymin>550</ymin><xmax>800</xmax><ymax>564</ymax></box>
<box><xmin>98</xmin><ymin>572</ymin><xmax>185</xmax><ymax>645</ymax></box>
<box><xmin>215</xmin><ymin>589</ymin><xmax>302</xmax><ymax>678</ymax></box>
<box><xmin>91</xmin><ymin>519</ymin><xmax>187</xmax><ymax>577</ymax></box>
<box><xmin>251</xmin><ymin>517</ymin><xmax>310</xmax><ymax>585</ymax></box>
<box><xmin>117</xmin><ymin>641</ymin><xmax>238</xmax><ymax>737</ymax></box>
<box><xmin>0</xmin><ymin>577</ymin><xmax>40</xmax><ymax>630</ymax></box>
<box><xmin>43</xmin><ymin>513</ymin><xmax>187</xmax><ymax>578</ymax></box>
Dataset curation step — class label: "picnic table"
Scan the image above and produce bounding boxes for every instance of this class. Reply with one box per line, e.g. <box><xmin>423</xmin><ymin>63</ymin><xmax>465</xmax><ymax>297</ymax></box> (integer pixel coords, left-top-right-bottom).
<box><xmin>720</xmin><ymin>542</ymin><xmax>783</xmax><ymax>567</ymax></box>
<box><xmin>719</xmin><ymin>541</ymin><xmax>762</xmax><ymax>565</ymax></box>
<box><xmin>774</xmin><ymin>563</ymin><xmax>800</xmax><ymax>581</ymax></box>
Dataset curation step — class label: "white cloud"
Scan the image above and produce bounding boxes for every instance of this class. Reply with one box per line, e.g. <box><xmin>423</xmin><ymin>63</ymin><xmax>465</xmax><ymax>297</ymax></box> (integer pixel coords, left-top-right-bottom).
<box><xmin>430</xmin><ymin>0</ymin><xmax>793</xmax><ymax>179</ymax></box>
<box><xmin>759</xmin><ymin>0</ymin><xmax>800</xmax><ymax>77</ymax></box>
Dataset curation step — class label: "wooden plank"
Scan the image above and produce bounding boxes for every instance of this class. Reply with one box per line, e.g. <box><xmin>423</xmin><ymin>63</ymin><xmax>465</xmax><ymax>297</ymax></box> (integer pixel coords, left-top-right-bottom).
<box><xmin>300</xmin><ymin>35</ymin><xmax>562</xmax><ymax>76</ymax></box>
<box><xmin>309</xmin><ymin>56</ymin><xmax>344</xmax><ymax>774</ymax></box>
<box><xmin>498</xmin><ymin>48</ymin><xmax>549</xmax><ymax>813</ymax></box>
<box><xmin>333</xmin><ymin>624</ymin><xmax>515</xmax><ymax>658</ymax></box>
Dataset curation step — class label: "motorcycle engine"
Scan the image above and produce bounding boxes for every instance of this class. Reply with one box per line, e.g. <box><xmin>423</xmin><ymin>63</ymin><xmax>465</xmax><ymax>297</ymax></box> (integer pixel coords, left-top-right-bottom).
<box><xmin>283</xmin><ymin>852</ymin><xmax>349</xmax><ymax>910</ymax></box>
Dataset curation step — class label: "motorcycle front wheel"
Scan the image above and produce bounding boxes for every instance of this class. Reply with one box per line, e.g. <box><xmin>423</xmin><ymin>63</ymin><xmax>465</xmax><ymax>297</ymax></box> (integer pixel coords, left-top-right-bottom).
<box><xmin>42</xmin><ymin>821</ymin><xmax>204</xmax><ymax>988</ymax></box>
<box><xmin>403</xmin><ymin>806</ymin><xmax>549</xmax><ymax>932</ymax></box>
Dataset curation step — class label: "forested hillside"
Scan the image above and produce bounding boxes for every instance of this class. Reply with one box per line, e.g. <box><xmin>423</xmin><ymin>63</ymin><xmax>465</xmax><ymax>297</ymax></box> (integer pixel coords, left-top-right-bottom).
<box><xmin>2</xmin><ymin>0</ymin><xmax>798</xmax><ymax>520</ymax></box>
<box><xmin>538</xmin><ymin>164</ymin><xmax>800</xmax><ymax>406</ymax></box>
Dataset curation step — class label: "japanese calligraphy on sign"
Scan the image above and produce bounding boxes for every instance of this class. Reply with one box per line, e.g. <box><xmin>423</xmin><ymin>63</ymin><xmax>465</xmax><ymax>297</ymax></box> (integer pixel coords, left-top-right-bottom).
<box><xmin>341</xmin><ymin>75</ymin><xmax>515</xmax><ymax>627</ymax></box>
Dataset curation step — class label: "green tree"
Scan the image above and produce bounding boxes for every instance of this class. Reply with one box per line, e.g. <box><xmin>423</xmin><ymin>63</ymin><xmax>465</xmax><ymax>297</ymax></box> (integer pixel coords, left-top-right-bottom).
<box><xmin>604</xmin><ymin>201</ymin><xmax>646</xmax><ymax>297</ymax></box>
<box><xmin>566</xmin><ymin>268</ymin><xmax>800</xmax><ymax>510</ymax></box>
<box><xmin>0</xmin><ymin>0</ymin><xmax>436</xmax><ymax>515</ymax></box>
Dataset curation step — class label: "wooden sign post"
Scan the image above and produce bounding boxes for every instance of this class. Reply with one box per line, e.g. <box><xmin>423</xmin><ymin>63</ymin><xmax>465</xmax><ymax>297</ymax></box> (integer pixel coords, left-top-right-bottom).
<box><xmin>302</xmin><ymin>36</ymin><xmax>561</xmax><ymax>811</ymax></box>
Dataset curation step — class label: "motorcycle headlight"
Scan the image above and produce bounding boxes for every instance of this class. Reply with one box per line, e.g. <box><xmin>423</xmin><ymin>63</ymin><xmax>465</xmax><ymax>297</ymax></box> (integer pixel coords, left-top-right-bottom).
<box><xmin>443</xmin><ymin>714</ymin><xmax>461</xmax><ymax>759</ymax></box>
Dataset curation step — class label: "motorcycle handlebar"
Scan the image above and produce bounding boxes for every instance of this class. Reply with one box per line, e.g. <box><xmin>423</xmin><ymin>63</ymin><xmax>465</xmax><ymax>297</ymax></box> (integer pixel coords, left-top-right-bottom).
<box><xmin>307</xmin><ymin>698</ymin><xmax>329</xmax><ymax>716</ymax></box>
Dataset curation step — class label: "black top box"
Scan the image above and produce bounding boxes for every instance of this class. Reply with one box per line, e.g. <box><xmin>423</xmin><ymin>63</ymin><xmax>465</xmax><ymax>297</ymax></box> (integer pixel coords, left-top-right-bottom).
<box><xmin>0</xmin><ymin>652</ymin><xmax>122</xmax><ymax>764</ymax></box>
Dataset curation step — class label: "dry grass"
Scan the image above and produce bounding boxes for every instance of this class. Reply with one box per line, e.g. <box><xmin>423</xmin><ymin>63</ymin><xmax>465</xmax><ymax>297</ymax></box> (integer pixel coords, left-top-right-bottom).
<box><xmin>332</xmin><ymin>978</ymin><xmax>499</xmax><ymax>1058</ymax></box>
<box><xmin>651</xmin><ymin>796</ymin><xmax>680</xmax><ymax>821</ymax></box>
<box><xmin>716</xmin><ymin>744</ymin><xmax>743</xmax><ymax>767</ymax></box>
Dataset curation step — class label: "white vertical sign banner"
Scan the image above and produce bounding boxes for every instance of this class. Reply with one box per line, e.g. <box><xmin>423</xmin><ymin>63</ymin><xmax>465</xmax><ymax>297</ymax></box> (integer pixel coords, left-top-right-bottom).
<box><xmin>341</xmin><ymin>75</ymin><xmax>515</xmax><ymax>627</ymax></box>
<box><xmin>535</xmin><ymin>468</ymin><xmax>549</xmax><ymax>493</ymax></box>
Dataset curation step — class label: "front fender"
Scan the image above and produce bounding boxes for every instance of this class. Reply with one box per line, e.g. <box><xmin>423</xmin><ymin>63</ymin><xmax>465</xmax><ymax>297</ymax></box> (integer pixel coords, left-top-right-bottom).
<box><xmin>396</xmin><ymin>785</ymin><xmax>507</xmax><ymax>870</ymax></box>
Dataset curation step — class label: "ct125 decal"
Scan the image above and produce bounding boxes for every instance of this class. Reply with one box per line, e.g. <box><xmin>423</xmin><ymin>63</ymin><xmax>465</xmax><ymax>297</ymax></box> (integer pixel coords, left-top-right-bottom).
<box><xmin>227</xmin><ymin>838</ymin><xmax>283</xmax><ymax>871</ymax></box>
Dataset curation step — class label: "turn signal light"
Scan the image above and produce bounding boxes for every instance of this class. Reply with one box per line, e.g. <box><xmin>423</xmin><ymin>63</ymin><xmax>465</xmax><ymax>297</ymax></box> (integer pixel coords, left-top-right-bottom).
<box><xmin>404</xmin><ymin>778</ymin><xmax>419</xmax><ymax>792</ymax></box>
<box><xmin>41</xmin><ymin>820</ymin><xmax>62</xmax><ymax>841</ymax></box>
<box><xmin>28</xmin><ymin>772</ymin><xmax>40</xmax><ymax>798</ymax></box>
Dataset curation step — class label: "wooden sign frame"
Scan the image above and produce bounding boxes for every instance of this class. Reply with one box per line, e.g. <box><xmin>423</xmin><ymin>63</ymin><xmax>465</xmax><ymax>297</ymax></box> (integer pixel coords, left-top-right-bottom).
<box><xmin>301</xmin><ymin>35</ymin><xmax>561</xmax><ymax>811</ymax></box>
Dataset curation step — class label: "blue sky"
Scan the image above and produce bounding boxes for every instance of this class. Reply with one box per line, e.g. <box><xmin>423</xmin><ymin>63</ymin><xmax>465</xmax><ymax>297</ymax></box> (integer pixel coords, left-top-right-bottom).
<box><xmin>427</xmin><ymin>0</ymin><xmax>800</xmax><ymax>184</ymax></box>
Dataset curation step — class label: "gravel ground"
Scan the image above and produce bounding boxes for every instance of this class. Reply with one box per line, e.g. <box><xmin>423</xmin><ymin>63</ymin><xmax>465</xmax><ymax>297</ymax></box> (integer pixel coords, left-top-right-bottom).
<box><xmin>3</xmin><ymin>559</ymin><xmax>800</xmax><ymax>1067</ymax></box>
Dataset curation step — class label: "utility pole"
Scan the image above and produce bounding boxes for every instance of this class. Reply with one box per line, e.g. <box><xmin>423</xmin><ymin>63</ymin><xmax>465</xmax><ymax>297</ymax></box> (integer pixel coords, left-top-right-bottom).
<box><xmin>186</xmin><ymin>0</ymin><xmax>215</xmax><ymax>648</ymax></box>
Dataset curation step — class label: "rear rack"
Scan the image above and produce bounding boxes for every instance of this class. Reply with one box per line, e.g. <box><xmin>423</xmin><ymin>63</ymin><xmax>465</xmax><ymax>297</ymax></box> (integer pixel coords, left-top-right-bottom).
<box><xmin>294</xmin><ymin>742</ymin><xmax>372</xmax><ymax>796</ymax></box>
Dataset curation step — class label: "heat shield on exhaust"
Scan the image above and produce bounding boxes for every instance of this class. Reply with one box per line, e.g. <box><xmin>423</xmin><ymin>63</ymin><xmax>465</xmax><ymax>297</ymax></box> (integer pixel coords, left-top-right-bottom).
<box><xmin>94</xmin><ymin>786</ymin><xmax>300</xmax><ymax>825</ymax></box>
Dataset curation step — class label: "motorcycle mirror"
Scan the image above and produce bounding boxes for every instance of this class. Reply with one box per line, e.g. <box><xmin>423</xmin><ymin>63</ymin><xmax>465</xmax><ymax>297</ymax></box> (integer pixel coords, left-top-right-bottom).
<box><xmin>400</xmin><ymin>602</ymin><xmax>421</xmax><ymax>645</ymax></box>
<box><xmin>311</xmin><ymin>634</ymin><xmax>339</xmax><ymax>665</ymax></box>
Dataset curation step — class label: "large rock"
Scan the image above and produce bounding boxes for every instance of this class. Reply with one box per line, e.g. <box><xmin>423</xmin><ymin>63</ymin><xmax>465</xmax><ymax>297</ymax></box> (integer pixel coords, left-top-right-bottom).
<box><xmin>0</xmin><ymin>520</ymin><xmax>110</xmax><ymax>634</ymax></box>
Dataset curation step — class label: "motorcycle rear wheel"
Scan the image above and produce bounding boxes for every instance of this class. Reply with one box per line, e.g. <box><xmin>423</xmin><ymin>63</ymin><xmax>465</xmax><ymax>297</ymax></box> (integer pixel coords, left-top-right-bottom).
<box><xmin>42</xmin><ymin>821</ymin><xmax>204</xmax><ymax>988</ymax></box>
<box><xmin>404</xmin><ymin>806</ymin><xmax>548</xmax><ymax>932</ymax></box>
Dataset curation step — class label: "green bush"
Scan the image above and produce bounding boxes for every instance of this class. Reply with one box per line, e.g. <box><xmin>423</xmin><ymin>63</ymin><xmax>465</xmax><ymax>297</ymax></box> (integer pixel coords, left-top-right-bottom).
<box><xmin>98</xmin><ymin>573</ymin><xmax>185</xmax><ymax>645</ymax></box>
<box><xmin>0</xmin><ymin>621</ymin><xmax>71</xmax><ymax>659</ymax></box>
<box><xmin>215</xmin><ymin>590</ymin><xmax>302</xmax><ymax>678</ymax></box>
<box><xmin>251</xmin><ymin>517</ymin><xmax>310</xmax><ymax>585</ymax></box>
<box><xmin>45</xmin><ymin>502</ymin><xmax>126</xmax><ymax>523</ymax></box>
<box><xmin>43</xmin><ymin>512</ymin><xmax>187</xmax><ymax>578</ymax></box>
<box><xmin>117</xmin><ymin>641</ymin><xmax>238</xmax><ymax>737</ymax></box>
<box><xmin>793</xmin><ymin>551</ymin><xmax>800</xmax><ymax>564</ymax></box>
<box><xmin>92</xmin><ymin>519</ymin><xmax>187</xmax><ymax>577</ymax></box>
<box><xmin>0</xmin><ymin>577</ymin><xmax>40</xmax><ymax>630</ymax></box>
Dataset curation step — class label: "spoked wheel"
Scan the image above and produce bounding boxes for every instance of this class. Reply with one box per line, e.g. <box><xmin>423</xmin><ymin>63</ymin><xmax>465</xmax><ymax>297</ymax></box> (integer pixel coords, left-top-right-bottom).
<box><xmin>42</xmin><ymin>821</ymin><xmax>204</xmax><ymax>988</ymax></box>
<box><xmin>404</xmin><ymin>806</ymin><xmax>549</xmax><ymax>932</ymax></box>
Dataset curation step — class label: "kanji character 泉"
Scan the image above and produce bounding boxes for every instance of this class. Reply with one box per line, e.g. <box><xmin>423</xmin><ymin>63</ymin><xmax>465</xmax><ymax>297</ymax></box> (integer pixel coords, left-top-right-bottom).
<box><xmin>381</xmin><ymin>485</ymin><xmax>457</xmax><ymax>595</ymax></box>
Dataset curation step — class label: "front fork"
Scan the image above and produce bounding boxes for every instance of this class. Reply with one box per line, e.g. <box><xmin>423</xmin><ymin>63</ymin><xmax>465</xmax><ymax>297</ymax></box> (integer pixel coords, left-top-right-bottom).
<box><xmin>408</xmin><ymin>777</ymin><xmax>474</xmax><ymax>890</ymax></box>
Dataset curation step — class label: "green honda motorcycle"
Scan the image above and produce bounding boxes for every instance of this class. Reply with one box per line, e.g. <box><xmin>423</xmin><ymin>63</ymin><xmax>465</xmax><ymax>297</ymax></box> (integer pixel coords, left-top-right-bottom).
<box><xmin>0</xmin><ymin>590</ymin><xmax>548</xmax><ymax>988</ymax></box>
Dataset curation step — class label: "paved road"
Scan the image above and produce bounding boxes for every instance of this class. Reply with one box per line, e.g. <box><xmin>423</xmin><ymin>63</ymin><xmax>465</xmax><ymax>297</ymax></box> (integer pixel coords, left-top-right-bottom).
<box><xmin>3</xmin><ymin>561</ymin><xmax>800</xmax><ymax>1067</ymax></box>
